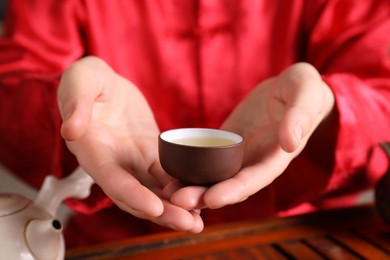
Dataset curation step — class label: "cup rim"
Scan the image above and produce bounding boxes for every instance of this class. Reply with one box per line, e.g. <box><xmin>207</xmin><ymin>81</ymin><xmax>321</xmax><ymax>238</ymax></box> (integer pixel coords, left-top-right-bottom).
<box><xmin>159</xmin><ymin>128</ymin><xmax>244</xmax><ymax>148</ymax></box>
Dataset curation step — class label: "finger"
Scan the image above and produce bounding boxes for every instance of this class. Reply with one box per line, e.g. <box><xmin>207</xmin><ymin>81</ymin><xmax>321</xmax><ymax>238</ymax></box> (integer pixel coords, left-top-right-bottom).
<box><xmin>188</xmin><ymin>209</ymin><xmax>204</xmax><ymax>233</ymax></box>
<box><xmin>92</xmin><ymin>162</ymin><xmax>165</xmax><ymax>217</ymax></box>
<box><xmin>161</xmin><ymin>181</ymin><xmax>185</xmax><ymax>200</ymax></box>
<box><xmin>204</xmin><ymin>150</ymin><xmax>292</xmax><ymax>209</ymax></box>
<box><xmin>121</xmin><ymin>200</ymin><xmax>199</xmax><ymax>231</ymax></box>
<box><xmin>170</xmin><ymin>185</ymin><xmax>208</xmax><ymax>210</ymax></box>
<box><xmin>162</xmin><ymin>182</ymin><xmax>207</xmax><ymax>210</ymax></box>
<box><xmin>149</xmin><ymin>160</ymin><xmax>175</xmax><ymax>188</ymax></box>
<box><xmin>157</xmin><ymin>200</ymin><xmax>199</xmax><ymax>231</ymax></box>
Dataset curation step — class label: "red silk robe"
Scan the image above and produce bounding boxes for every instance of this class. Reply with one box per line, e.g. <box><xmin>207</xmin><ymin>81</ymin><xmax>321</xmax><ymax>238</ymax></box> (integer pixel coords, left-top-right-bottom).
<box><xmin>0</xmin><ymin>0</ymin><xmax>389</xmax><ymax>248</ymax></box>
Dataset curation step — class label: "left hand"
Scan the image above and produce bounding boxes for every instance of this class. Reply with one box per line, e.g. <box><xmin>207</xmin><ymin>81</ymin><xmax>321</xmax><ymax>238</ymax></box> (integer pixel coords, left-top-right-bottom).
<box><xmin>58</xmin><ymin>56</ymin><xmax>203</xmax><ymax>232</ymax></box>
<box><xmin>165</xmin><ymin>62</ymin><xmax>335</xmax><ymax>211</ymax></box>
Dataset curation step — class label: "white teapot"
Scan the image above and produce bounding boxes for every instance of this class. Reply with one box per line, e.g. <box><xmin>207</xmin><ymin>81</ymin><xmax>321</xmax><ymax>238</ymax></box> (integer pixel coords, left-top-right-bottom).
<box><xmin>0</xmin><ymin>167</ymin><xmax>94</xmax><ymax>260</ymax></box>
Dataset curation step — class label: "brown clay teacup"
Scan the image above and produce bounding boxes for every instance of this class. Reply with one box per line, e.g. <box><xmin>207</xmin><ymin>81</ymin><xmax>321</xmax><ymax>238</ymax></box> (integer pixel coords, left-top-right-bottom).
<box><xmin>158</xmin><ymin>128</ymin><xmax>245</xmax><ymax>185</ymax></box>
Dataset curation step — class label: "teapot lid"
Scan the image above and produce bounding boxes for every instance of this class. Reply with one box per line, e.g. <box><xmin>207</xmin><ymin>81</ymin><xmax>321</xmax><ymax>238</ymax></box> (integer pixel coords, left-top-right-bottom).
<box><xmin>0</xmin><ymin>194</ymin><xmax>29</xmax><ymax>216</ymax></box>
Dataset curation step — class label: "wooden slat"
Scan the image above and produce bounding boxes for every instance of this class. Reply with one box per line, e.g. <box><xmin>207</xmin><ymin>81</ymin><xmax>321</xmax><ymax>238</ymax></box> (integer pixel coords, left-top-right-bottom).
<box><xmin>189</xmin><ymin>246</ymin><xmax>288</xmax><ymax>260</ymax></box>
<box><xmin>66</xmin><ymin>205</ymin><xmax>390</xmax><ymax>260</ymax></box>
<box><xmin>249</xmin><ymin>245</ymin><xmax>288</xmax><ymax>260</ymax></box>
<box><xmin>276</xmin><ymin>239</ymin><xmax>324</xmax><ymax>260</ymax></box>
<box><xmin>304</xmin><ymin>235</ymin><xmax>360</xmax><ymax>260</ymax></box>
<box><xmin>357</xmin><ymin>226</ymin><xmax>390</xmax><ymax>253</ymax></box>
<box><xmin>330</xmin><ymin>230</ymin><xmax>390</xmax><ymax>259</ymax></box>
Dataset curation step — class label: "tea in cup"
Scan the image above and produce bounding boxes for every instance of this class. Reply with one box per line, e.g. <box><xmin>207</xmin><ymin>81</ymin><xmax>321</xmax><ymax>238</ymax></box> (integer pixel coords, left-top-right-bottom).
<box><xmin>158</xmin><ymin>128</ymin><xmax>245</xmax><ymax>185</ymax></box>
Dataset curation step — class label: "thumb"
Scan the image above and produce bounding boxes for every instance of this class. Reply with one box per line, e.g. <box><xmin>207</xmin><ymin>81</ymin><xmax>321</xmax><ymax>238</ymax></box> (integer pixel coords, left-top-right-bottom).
<box><xmin>57</xmin><ymin>57</ymin><xmax>109</xmax><ymax>141</ymax></box>
<box><xmin>275</xmin><ymin>63</ymin><xmax>333</xmax><ymax>153</ymax></box>
<box><xmin>279</xmin><ymin>106</ymin><xmax>313</xmax><ymax>153</ymax></box>
<box><xmin>58</xmin><ymin>94</ymin><xmax>93</xmax><ymax>142</ymax></box>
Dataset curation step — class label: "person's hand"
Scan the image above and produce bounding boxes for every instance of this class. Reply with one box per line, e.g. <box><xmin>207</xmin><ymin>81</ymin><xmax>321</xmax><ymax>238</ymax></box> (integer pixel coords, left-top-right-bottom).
<box><xmin>57</xmin><ymin>56</ymin><xmax>203</xmax><ymax>232</ymax></box>
<box><xmin>167</xmin><ymin>62</ymin><xmax>335</xmax><ymax>210</ymax></box>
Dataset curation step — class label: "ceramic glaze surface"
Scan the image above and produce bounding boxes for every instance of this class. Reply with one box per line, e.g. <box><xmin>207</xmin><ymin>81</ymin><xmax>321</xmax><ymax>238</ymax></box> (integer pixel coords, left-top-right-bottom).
<box><xmin>0</xmin><ymin>167</ymin><xmax>94</xmax><ymax>260</ymax></box>
<box><xmin>0</xmin><ymin>194</ymin><xmax>64</xmax><ymax>260</ymax></box>
<box><xmin>159</xmin><ymin>128</ymin><xmax>245</xmax><ymax>185</ymax></box>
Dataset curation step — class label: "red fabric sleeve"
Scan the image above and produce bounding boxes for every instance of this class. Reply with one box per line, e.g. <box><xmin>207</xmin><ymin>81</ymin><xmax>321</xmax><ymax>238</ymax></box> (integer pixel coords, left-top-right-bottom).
<box><xmin>0</xmin><ymin>0</ymin><xmax>112</xmax><ymax>213</ymax></box>
<box><xmin>313</xmin><ymin>0</ymin><xmax>390</xmax><ymax>193</ymax></box>
<box><xmin>280</xmin><ymin>0</ymin><xmax>390</xmax><ymax>212</ymax></box>
<box><xmin>0</xmin><ymin>0</ymin><xmax>389</xmax><ymax>219</ymax></box>
<box><xmin>2</xmin><ymin>0</ymin><xmax>86</xmax><ymax>71</ymax></box>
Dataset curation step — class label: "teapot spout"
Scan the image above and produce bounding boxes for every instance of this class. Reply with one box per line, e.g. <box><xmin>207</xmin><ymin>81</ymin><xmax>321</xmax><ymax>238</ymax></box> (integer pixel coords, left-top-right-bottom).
<box><xmin>25</xmin><ymin>218</ymin><xmax>64</xmax><ymax>260</ymax></box>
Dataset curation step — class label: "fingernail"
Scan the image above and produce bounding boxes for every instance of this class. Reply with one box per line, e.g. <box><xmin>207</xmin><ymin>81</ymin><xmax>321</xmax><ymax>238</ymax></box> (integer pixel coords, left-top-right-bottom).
<box><xmin>62</xmin><ymin>106</ymin><xmax>74</xmax><ymax>121</ymax></box>
<box><xmin>167</xmin><ymin>224</ymin><xmax>178</xmax><ymax>230</ymax></box>
<box><xmin>294</xmin><ymin>125</ymin><xmax>303</xmax><ymax>144</ymax></box>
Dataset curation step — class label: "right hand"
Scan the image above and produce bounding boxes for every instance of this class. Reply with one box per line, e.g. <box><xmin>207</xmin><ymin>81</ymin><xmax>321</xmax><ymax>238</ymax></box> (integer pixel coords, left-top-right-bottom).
<box><xmin>167</xmin><ymin>63</ymin><xmax>335</xmax><ymax>212</ymax></box>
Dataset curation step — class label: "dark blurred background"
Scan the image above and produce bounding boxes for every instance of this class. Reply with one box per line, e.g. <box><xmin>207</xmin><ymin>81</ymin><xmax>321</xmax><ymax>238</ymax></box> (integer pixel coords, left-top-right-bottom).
<box><xmin>0</xmin><ymin>0</ymin><xmax>6</xmax><ymax>21</ymax></box>
<box><xmin>0</xmin><ymin>0</ymin><xmax>6</xmax><ymax>35</ymax></box>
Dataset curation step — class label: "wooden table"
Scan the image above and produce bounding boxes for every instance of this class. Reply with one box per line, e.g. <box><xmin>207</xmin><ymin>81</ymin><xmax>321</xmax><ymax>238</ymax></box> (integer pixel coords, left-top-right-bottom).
<box><xmin>66</xmin><ymin>204</ymin><xmax>390</xmax><ymax>259</ymax></box>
